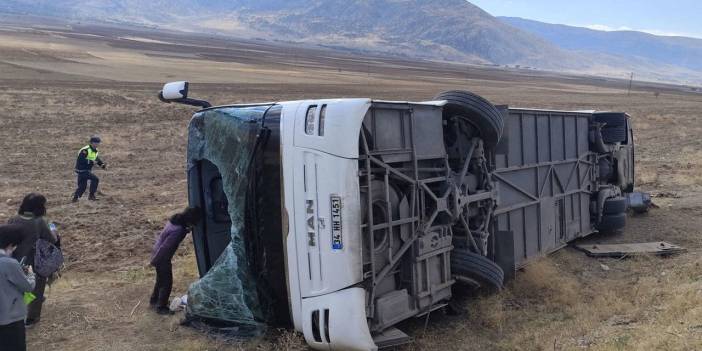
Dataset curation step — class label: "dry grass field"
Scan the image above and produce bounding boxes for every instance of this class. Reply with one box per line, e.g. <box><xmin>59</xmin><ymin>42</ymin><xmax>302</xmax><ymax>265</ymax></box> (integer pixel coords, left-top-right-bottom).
<box><xmin>0</xmin><ymin>19</ymin><xmax>701</xmax><ymax>351</ymax></box>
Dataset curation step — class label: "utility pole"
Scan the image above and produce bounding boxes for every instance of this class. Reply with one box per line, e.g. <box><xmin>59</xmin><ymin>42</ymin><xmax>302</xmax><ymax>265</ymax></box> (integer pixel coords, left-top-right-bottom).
<box><xmin>627</xmin><ymin>72</ymin><xmax>634</xmax><ymax>96</ymax></box>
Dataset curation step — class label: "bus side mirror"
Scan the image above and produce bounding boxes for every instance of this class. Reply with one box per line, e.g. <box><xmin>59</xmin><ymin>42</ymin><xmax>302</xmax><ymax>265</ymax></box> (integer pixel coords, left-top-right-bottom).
<box><xmin>158</xmin><ymin>81</ymin><xmax>211</xmax><ymax>109</ymax></box>
<box><xmin>161</xmin><ymin>81</ymin><xmax>189</xmax><ymax>100</ymax></box>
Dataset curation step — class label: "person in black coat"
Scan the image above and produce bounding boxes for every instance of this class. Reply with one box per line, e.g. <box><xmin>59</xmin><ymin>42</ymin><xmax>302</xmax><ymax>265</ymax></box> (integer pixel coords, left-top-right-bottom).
<box><xmin>7</xmin><ymin>193</ymin><xmax>58</xmax><ymax>327</ymax></box>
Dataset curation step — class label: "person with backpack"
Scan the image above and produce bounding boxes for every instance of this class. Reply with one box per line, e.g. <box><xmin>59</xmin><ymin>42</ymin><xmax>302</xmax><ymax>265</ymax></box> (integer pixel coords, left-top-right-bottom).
<box><xmin>7</xmin><ymin>193</ymin><xmax>59</xmax><ymax>327</ymax></box>
<box><xmin>0</xmin><ymin>224</ymin><xmax>36</xmax><ymax>351</ymax></box>
<box><xmin>150</xmin><ymin>207</ymin><xmax>201</xmax><ymax>315</ymax></box>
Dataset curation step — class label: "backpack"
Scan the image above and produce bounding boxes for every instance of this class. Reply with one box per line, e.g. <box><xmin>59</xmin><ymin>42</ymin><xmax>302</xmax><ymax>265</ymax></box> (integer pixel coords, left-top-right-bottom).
<box><xmin>34</xmin><ymin>238</ymin><xmax>64</xmax><ymax>277</ymax></box>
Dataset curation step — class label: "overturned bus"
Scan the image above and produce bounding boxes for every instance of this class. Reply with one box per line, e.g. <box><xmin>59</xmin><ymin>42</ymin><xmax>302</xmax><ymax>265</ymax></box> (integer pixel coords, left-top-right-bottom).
<box><xmin>159</xmin><ymin>82</ymin><xmax>650</xmax><ymax>350</ymax></box>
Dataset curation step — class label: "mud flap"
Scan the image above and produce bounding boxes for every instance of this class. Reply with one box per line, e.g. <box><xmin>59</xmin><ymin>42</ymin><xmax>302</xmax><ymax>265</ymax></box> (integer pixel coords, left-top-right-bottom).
<box><xmin>493</xmin><ymin>230</ymin><xmax>516</xmax><ymax>282</ymax></box>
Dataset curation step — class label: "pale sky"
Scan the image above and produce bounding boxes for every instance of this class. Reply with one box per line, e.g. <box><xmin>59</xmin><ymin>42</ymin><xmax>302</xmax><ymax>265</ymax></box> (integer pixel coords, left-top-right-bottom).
<box><xmin>470</xmin><ymin>0</ymin><xmax>702</xmax><ymax>38</ymax></box>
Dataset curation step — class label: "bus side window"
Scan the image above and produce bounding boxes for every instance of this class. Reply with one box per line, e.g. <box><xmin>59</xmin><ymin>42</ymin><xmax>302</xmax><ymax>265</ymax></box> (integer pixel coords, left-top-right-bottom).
<box><xmin>210</xmin><ymin>177</ymin><xmax>230</xmax><ymax>223</ymax></box>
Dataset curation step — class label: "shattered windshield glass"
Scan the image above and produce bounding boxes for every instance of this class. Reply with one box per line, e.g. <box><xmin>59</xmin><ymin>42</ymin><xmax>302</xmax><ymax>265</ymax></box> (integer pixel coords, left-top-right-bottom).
<box><xmin>185</xmin><ymin>105</ymin><xmax>274</xmax><ymax>337</ymax></box>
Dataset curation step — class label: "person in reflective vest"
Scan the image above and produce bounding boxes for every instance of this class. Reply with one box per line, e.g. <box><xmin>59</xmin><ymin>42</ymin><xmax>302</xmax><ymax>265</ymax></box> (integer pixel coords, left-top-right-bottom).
<box><xmin>72</xmin><ymin>136</ymin><xmax>107</xmax><ymax>202</ymax></box>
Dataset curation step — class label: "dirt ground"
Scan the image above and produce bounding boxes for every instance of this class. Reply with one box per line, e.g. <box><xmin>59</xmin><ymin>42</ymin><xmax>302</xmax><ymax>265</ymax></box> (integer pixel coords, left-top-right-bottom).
<box><xmin>1</xmin><ymin>19</ymin><xmax>701</xmax><ymax>351</ymax></box>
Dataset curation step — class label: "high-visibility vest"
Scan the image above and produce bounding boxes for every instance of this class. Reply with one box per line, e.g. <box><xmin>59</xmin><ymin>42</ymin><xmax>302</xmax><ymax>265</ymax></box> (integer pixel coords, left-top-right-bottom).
<box><xmin>79</xmin><ymin>145</ymin><xmax>99</xmax><ymax>161</ymax></box>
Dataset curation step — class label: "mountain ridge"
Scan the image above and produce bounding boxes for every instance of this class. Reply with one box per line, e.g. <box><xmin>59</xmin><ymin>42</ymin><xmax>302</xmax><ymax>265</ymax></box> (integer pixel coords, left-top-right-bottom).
<box><xmin>500</xmin><ymin>16</ymin><xmax>702</xmax><ymax>73</ymax></box>
<box><xmin>1</xmin><ymin>0</ymin><xmax>700</xmax><ymax>85</ymax></box>
<box><xmin>0</xmin><ymin>0</ymin><xmax>582</xmax><ymax>66</ymax></box>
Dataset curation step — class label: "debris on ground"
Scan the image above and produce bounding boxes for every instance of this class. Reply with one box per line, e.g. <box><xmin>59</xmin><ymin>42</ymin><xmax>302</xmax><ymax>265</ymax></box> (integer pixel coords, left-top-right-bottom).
<box><xmin>575</xmin><ymin>242</ymin><xmax>685</xmax><ymax>258</ymax></box>
<box><xmin>169</xmin><ymin>295</ymin><xmax>187</xmax><ymax>312</ymax></box>
<box><xmin>651</xmin><ymin>191</ymin><xmax>681</xmax><ymax>199</ymax></box>
<box><xmin>626</xmin><ymin>192</ymin><xmax>653</xmax><ymax>213</ymax></box>
<box><xmin>607</xmin><ymin>315</ymin><xmax>637</xmax><ymax>326</ymax></box>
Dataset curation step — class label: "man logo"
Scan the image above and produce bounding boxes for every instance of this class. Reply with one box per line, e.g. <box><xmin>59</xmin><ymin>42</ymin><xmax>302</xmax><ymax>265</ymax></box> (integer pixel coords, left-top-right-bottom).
<box><xmin>306</xmin><ymin>199</ymin><xmax>316</xmax><ymax>247</ymax></box>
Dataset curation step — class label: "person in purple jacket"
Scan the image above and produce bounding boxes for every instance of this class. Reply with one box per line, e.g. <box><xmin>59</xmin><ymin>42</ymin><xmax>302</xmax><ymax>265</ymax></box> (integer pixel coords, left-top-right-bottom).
<box><xmin>149</xmin><ymin>207</ymin><xmax>201</xmax><ymax>315</ymax></box>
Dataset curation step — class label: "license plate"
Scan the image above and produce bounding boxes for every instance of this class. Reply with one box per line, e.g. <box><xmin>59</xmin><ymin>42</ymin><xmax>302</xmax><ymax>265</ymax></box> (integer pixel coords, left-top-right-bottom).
<box><xmin>330</xmin><ymin>195</ymin><xmax>343</xmax><ymax>250</ymax></box>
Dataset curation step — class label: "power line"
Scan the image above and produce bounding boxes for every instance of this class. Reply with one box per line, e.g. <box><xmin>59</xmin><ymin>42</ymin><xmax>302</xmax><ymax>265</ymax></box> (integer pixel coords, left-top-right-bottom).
<box><xmin>627</xmin><ymin>72</ymin><xmax>634</xmax><ymax>96</ymax></box>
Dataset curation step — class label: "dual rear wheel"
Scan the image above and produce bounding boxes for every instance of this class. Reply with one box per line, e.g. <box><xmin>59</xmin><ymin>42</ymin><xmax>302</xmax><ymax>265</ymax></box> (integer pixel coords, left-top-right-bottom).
<box><xmin>597</xmin><ymin>196</ymin><xmax>628</xmax><ymax>232</ymax></box>
<box><xmin>435</xmin><ymin>90</ymin><xmax>505</xmax><ymax>290</ymax></box>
